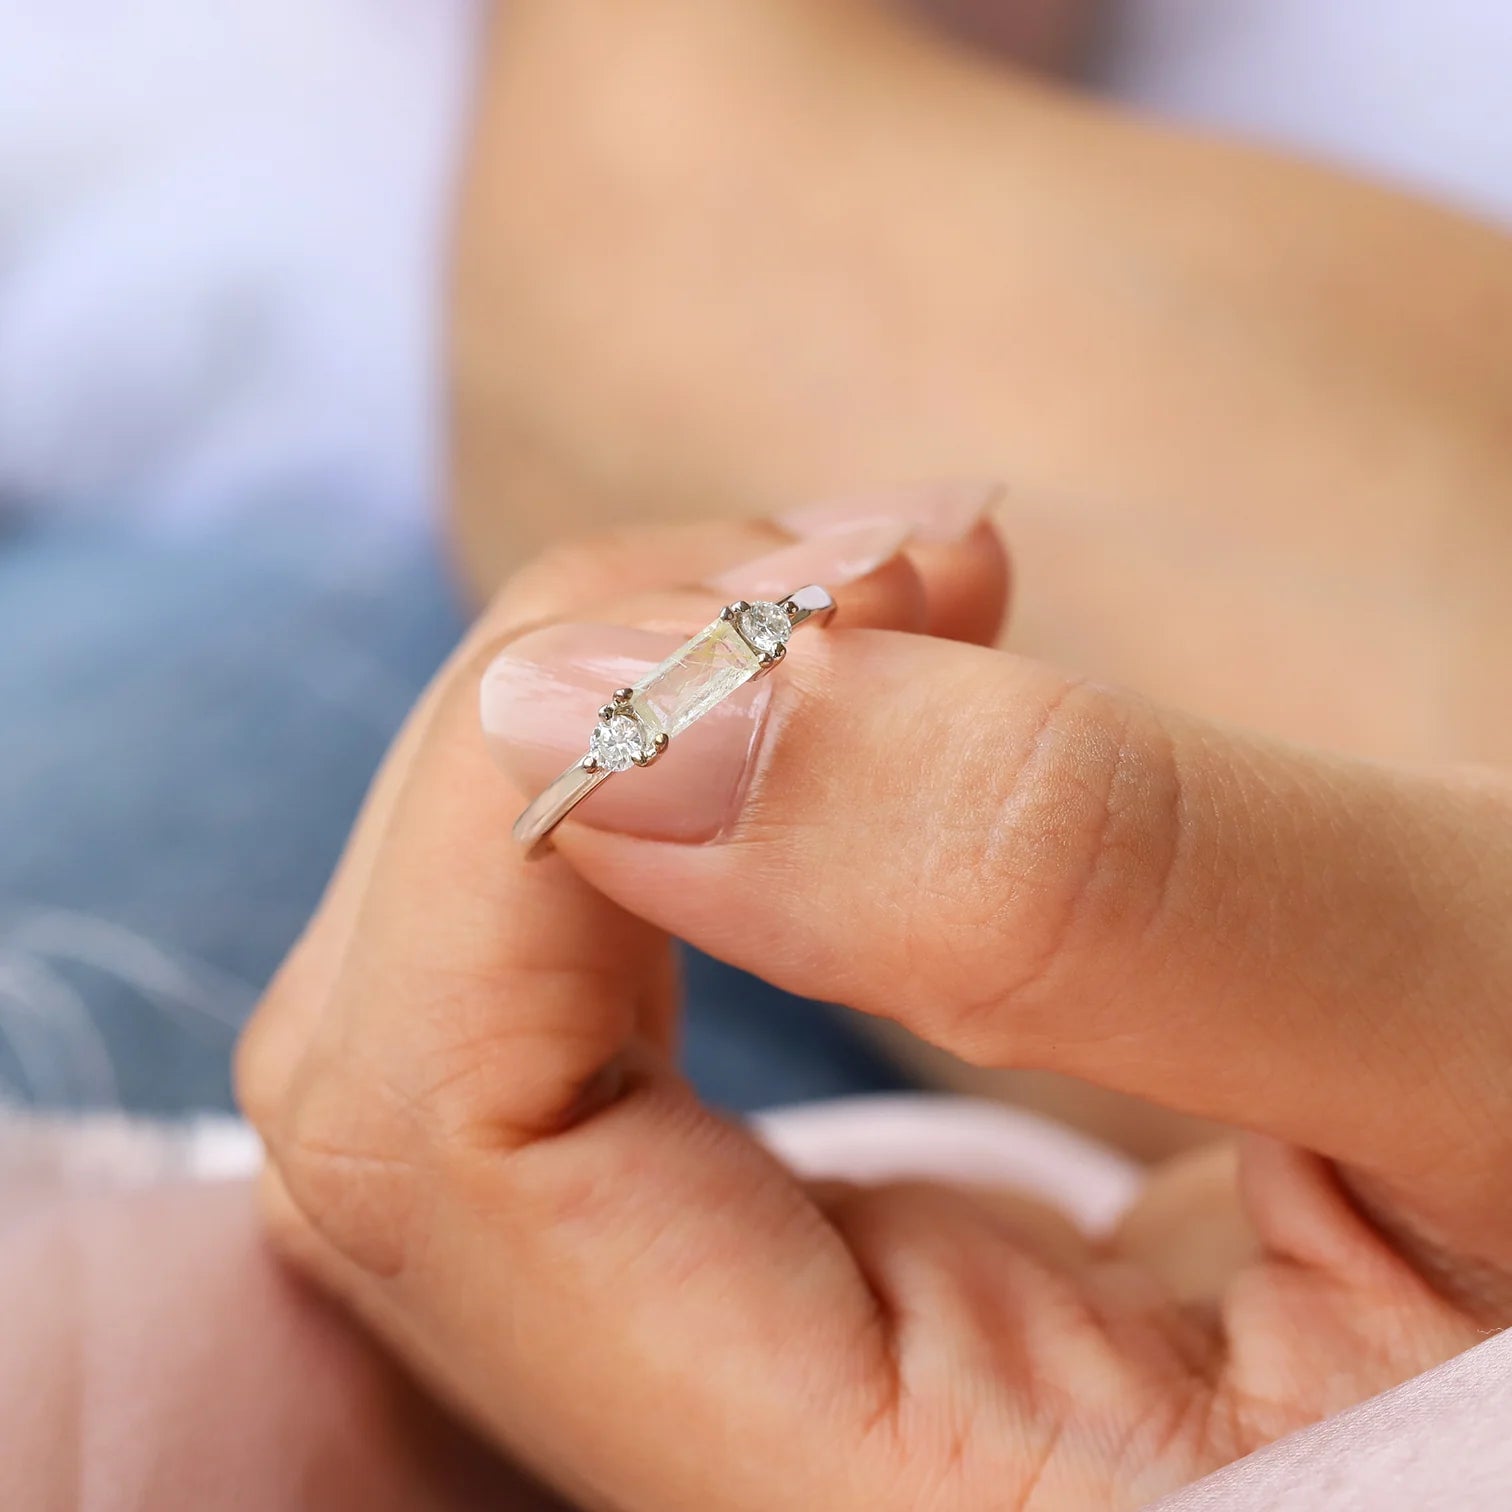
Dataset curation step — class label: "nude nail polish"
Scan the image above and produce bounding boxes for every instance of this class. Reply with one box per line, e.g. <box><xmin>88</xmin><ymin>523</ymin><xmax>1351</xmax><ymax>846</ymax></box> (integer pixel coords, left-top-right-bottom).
<box><xmin>481</xmin><ymin>623</ymin><xmax>772</xmax><ymax>844</ymax></box>
<box><xmin>780</xmin><ymin>479</ymin><xmax>1005</xmax><ymax>545</ymax></box>
<box><xmin>708</xmin><ymin>519</ymin><xmax>913</xmax><ymax>599</ymax></box>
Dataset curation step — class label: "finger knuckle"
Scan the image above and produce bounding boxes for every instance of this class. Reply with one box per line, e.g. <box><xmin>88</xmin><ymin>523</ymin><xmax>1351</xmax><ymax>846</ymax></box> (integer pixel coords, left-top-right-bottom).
<box><xmin>233</xmin><ymin>948</ymin><xmax>320</xmax><ymax>1134</ymax></box>
<box><xmin>273</xmin><ymin>1048</ymin><xmax>427</xmax><ymax>1282</ymax></box>
<box><xmin>917</xmin><ymin>680</ymin><xmax>1185</xmax><ymax>1060</ymax></box>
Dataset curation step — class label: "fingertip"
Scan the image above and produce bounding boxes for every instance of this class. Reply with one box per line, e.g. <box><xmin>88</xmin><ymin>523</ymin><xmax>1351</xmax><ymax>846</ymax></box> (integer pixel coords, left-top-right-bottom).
<box><xmin>775</xmin><ymin>479</ymin><xmax>1010</xmax><ymax>644</ymax></box>
<box><xmin>1238</xmin><ymin>1136</ymin><xmax>1409</xmax><ymax>1288</ymax></box>
<box><xmin>235</xmin><ymin>942</ymin><xmax>327</xmax><ymax>1137</ymax></box>
<box><xmin>823</xmin><ymin>548</ymin><xmax>932</xmax><ymax>633</ymax></box>
<box><xmin>905</xmin><ymin>514</ymin><xmax>1012</xmax><ymax>646</ymax></box>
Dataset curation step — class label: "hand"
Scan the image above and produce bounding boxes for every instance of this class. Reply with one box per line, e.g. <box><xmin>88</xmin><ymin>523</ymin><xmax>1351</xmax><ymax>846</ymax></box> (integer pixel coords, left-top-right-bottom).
<box><xmin>240</xmin><ymin>501</ymin><xmax>1509</xmax><ymax>1510</ymax></box>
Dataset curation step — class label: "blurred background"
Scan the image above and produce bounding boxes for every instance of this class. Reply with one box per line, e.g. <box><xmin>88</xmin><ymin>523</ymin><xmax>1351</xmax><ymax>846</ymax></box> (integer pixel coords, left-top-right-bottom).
<box><xmin>2</xmin><ymin>1</ymin><xmax>1508</xmax><ymax>1123</ymax></box>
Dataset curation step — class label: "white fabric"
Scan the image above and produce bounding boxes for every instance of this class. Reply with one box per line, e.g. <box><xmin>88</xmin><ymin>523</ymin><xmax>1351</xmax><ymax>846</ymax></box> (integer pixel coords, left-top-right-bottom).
<box><xmin>0</xmin><ymin>1100</ymin><xmax>258</xmax><ymax>1190</ymax></box>
<box><xmin>0</xmin><ymin>0</ymin><xmax>480</xmax><ymax>527</ymax></box>
<box><xmin>754</xmin><ymin>1093</ymin><xmax>1141</xmax><ymax>1233</ymax></box>
<box><xmin>1093</xmin><ymin>0</ymin><xmax>1512</xmax><ymax>226</ymax></box>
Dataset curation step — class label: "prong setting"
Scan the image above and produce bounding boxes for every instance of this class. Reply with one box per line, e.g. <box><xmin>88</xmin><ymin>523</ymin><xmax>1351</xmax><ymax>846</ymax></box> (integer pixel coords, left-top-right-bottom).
<box><xmin>588</xmin><ymin>589</ymin><xmax>812</xmax><ymax>775</ymax></box>
<box><xmin>729</xmin><ymin>599</ymin><xmax>795</xmax><ymax>661</ymax></box>
<box><xmin>517</xmin><ymin>586</ymin><xmax>832</xmax><ymax>855</ymax></box>
<box><xmin>631</xmin><ymin>732</ymin><xmax>672</xmax><ymax>768</ymax></box>
<box><xmin>587</xmin><ymin>709</ymin><xmax>655</xmax><ymax>773</ymax></box>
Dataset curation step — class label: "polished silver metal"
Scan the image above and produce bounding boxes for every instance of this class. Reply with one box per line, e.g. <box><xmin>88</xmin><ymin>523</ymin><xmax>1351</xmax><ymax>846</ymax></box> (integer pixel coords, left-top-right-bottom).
<box><xmin>512</xmin><ymin>584</ymin><xmax>834</xmax><ymax>858</ymax></box>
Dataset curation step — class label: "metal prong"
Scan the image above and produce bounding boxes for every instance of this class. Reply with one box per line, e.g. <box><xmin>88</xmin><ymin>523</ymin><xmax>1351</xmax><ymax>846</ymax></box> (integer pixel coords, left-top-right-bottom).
<box><xmin>720</xmin><ymin>604</ymin><xmax>735</xmax><ymax>622</ymax></box>
<box><xmin>633</xmin><ymin>732</ymin><xmax>671</xmax><ymax>767</ymax></box>
<box><xmin>613</xmin><ymin>687</ymin><xmax>635</xmax><ymax>704</ymax></box>
<box><xmin>782</xmin><ymin>599</ymin><xmax>800</xmax><ymax>618</ymax></box>
<box><xmin>598</xmin><ymin>704</ymin><xmax>617</xmax><ymax>721</ymax></box>
<box><xmin>581</xmin><ymin>755</ymin><xmax>600</xmax><ymax>774</ymax></box>
<box><xmin>727</xmin><ymin>600</ymin><xmax>749</xmax><ymax>617</ymax></box>
<box><xmin>757</xmin><ymin>643</ymin><xmax>787</xmax><ymax>671</ymax></box>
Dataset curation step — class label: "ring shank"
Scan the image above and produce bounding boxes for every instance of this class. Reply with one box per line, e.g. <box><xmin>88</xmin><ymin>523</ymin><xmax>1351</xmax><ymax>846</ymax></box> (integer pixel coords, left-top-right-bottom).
<box><xmin>783</xmin><ymin>583</ymin><xmax>835</xmax><ymax>631</ymax></box>
<box><xmin>511</xmin><ymin>764</ymin><xmax>609</xmax><ymax>858</ymax></box>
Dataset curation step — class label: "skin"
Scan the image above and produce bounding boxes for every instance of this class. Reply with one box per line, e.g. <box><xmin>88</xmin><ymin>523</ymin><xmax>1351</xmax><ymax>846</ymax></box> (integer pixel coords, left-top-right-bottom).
<box><xmin>239</xmin><ymin>513</ymin><xmax>1512</xmax><ymax>1510</ymax></box>
<box><xmin>449</xmin><ymin>0</ymin><xmax>1512</xmax><ymax>769</ymax></box>
<box><xmin>445</xmin><ymin>0</ymin><xmax>1512</xmax><ymax>1150</ymax></box>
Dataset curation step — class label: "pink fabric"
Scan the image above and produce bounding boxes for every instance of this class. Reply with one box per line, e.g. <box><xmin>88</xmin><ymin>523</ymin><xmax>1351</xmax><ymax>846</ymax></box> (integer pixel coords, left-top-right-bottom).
<box><xmin>1</xmin><ymin>1096</ymin><xmax>1506</xmax><ymax>1508</ymax></box>
<box><xmin>1150</xmin><ymin>1330</ymin><xmax>1512</xmax><ymax>1510</ymax></box>
<box><xmin>0</xmin><ymin>1180</ymin><xmax>550</xmax><ymax>1510</ymax></box>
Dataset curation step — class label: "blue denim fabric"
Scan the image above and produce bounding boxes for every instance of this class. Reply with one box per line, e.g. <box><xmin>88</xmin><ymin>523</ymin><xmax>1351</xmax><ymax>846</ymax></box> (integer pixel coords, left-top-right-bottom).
<box><xmin>0</xmin><ymin>516</ymin><xmax>909</xmax><ymax>1115</ymax></box>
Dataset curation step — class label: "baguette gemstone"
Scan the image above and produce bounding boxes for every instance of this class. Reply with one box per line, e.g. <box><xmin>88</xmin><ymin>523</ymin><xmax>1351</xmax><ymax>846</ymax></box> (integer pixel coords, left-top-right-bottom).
<box><xmin>630</xmin><ymin>618</ymin><xmax>761</xmax><ymax>741</ymax></box>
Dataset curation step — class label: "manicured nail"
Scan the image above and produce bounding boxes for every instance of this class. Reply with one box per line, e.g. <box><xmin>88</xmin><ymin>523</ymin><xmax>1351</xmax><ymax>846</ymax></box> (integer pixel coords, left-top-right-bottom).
<box><xmin>480</xmin><ymin>623</ymin><xmax>772</xmax><ymax>843</ymax></box>
<box><xmin>708</xmin><ymin>519</ymin><xmax>912</xmax><ymax>598</ymax></box>
<box><xmin>780</xmin><ymin>479</ymin><xmax>1005</xmax><ymax>546</ymax></box>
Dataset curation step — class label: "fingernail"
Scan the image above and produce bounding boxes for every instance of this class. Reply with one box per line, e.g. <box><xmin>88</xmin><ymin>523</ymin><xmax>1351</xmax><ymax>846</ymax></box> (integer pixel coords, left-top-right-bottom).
<box><xmin>779</xmin><ymin>478</ymin><xmax>1005</xmax><ymax>545</ymax></box>
<box><xmin>708</xmin><ymin>519</ymin><xmax>912</xmax><ymax>598</ymax></box>
<box><xmin>480</xmin><ymin>623</ymin><xmax>772</xmax><ymax>843</ymax></box>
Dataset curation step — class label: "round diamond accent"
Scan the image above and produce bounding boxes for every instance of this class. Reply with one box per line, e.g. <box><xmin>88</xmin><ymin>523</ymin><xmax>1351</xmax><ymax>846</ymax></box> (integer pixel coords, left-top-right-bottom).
<box><xmin>590</xmin><ymin>713</ymin><xmax>652</xmax><ymax>773</ymax></box>
<box><xmin>736</xmin><ymin>600</ymin><xmax>792</xmax><ymax>656</ymax></box>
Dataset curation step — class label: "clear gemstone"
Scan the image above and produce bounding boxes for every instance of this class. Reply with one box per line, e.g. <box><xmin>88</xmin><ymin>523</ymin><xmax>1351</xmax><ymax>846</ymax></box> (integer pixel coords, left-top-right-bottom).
<box><xmin>589</xmin><ymin>713</ymin><xmax>653</xmax><ymax>772</ymax></box>
<box><xmin>631</xmin><ymin>619</ymin><xmax>760</xmax><ymax>740</ymax></box>
<box><xmin>736</xmin><ymin>601</ymin><xmax>792</xmax><ymax>656</ymax></box>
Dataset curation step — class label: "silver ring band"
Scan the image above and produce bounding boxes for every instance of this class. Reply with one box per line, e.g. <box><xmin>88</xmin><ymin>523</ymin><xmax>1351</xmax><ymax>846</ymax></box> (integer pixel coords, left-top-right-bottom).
<box><xmin>513</xmin><ymin>583</ymin><xmax>835</xmax><ymax>857</ymax></box>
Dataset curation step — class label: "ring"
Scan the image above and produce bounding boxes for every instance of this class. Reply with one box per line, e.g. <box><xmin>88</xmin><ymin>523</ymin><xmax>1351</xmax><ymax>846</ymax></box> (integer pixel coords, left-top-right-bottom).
<box><xmin>512</xmin><ymin>584</ymin><xmax>835</xmax><ymax>857</ymax></box>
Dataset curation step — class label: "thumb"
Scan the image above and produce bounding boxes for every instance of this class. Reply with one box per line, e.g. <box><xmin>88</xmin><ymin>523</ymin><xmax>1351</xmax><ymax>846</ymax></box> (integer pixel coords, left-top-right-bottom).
<box><xmin>486</xmin><ymin>623</ymin><xmax>1512</xmax><ymax>1288</ymax></box>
